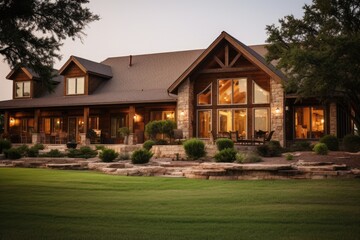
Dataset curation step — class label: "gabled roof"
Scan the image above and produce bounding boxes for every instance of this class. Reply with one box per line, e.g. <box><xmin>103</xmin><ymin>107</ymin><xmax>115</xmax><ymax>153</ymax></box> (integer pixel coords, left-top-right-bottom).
<box><xmin>6</xmin><ymin>67</ymin><xmax>40</xmax><ymax>80</ymax></box>
<box><xmin>58</xmin><ymin>55</ymin><xmax>113</xmax><ymax>78</ymax></box>
<box><xmin>168</xmin><ymin>31</ymin><xmax>287</xmax><ymax>94</ymax></box>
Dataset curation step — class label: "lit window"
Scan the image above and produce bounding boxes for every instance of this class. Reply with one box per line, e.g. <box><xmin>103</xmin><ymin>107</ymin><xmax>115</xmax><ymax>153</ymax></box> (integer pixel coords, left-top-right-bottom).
<box><xmin>15</xmin><ymin>81</ymin><xmax>31</xmax><ymax>98</ymax></box>
<box><xmin>253</xmin><ymin>81</ymin><xmax>270</xmax><ymax>103</ymax></box>
<box><xmin>67</xmin><ymin>77</ymin><xmax>85</xmax><ymax>95</ymax></box>
<box><xmin>218</xmin><ymin>79</ymin><xmax>246</xmax><ymax>104</ymax></box>
<box><xmin>197</xmin><ymin>110</ymin><xmax>211</xmax><ymax>138</ymax></box>
<box><xmin>218</xmin><ymin>109</ymin><xmax>247</xmax><ymax>138</ymax></box>
<box><xmin>197</xmin><ymin>84</ymin><xmax>212</xmax><ymax>105</ymax></box>
<box><xmin>295</xmin><ymin>107</ymin><xmax>324</xmax><ymax>139</ymax></box>
<box><xmin>254</xmin><ymin>108</ymin><xmax>270</xmax><ymax>133</ymax></box>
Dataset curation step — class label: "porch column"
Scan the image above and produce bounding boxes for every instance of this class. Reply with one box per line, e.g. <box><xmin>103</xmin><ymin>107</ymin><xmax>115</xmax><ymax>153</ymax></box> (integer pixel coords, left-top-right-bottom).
<box><xmin>270</xmin><ymin>78</ymin><xmax>285</xmax><ymax>146</ymax></box>
<box><xmin>176</xmin><ymin>78</ymin><xmax>194</xmax><ymax>139</ymax></box>
<box><xmin>4</xmin><ymin>111</ymin><xmax>9</xmax><ymax>134</ymax></box>
<box><xmin>128</xmin><ymin>106</ymin><xmax>135</xmax><ymax>144</ymax></box>
<box><xmin>329</xmin><ymin>103</ymin><xmax>337</xmax><ymax>136</ymax></box>
<box><xmin>32</xmin><ymin>109</ymin><xmax>41</xmax><ymax>144</ymax></box>
<box><xmin>80</xmin><ymin>107</ymin><xmax>89</xmax><ymax>145</ymax></box>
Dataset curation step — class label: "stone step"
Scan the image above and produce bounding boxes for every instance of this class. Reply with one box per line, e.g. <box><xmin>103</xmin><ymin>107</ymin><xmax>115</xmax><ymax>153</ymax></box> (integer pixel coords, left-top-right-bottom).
<box><xmin>46</xmin><ymin>163</ymin><xmax>86</xmax><ymax>170</ymax></box>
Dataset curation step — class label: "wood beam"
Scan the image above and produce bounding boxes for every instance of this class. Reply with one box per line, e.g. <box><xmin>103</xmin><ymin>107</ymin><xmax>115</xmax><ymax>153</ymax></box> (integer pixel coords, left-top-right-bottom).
<box><xmin>213</xmin><ymin>56</ymin><xmax>225</xmax><ymax>68</ymax></box>
<box><xmin>34</xmin><ymin>109</ymin><xmax>40</xmax><ymax>133</ymax></box>
<box><xmin>229</xmin><ymin>52</ymin><xmax>242</xmax><ymax>67</ymax></box>
<box><xmin>225</xmin><ymin>45</ymin><xmax>229</xmax><ymax>67</ymax></box>
<box><xmin>199</xmin><ymin>66</ymin><xmax>258</xmax><ymax>74</ymax></box>
<box><xmin>83</xmin><ymin>107</ymin><xmax>89</xmax><ymax>133</ymax></box>
<box><xmin>4</xmin><ymin>111</ymin><xmax>9</xmax><ymax>134</ymax></box>
<box><xmin>129</xmin><ymin>106</ymin><xmax>135</xmax><ymax>133</ymax></box>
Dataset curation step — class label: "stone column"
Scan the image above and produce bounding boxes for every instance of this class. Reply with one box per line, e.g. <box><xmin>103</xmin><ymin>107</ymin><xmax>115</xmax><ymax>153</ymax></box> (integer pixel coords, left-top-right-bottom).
<box><xmin>176</xmin><ymin>78</ymin><xmax>194</xmax><ymax>139</ymax></box>
<box><xmin>270</xmin><ymin>79</ymin><xmax>285</xmax><ymax>146</ymax></box>
<box><xmin>329</xmin><ymin>102</ymin><xmax>337</xmax><ymax>136</ymax></box>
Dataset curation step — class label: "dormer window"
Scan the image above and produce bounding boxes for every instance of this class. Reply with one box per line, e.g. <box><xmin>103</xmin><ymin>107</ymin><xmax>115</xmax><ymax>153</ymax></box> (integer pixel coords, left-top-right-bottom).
<box><xmin>15</xmin><ymin>81</ymin><xmax>31</xmax><ymax>98</ymax></box>
<box><xmin>67</xmin><ymin>77</ymin><xmax>85</xmax><ymax>95</ymax></box>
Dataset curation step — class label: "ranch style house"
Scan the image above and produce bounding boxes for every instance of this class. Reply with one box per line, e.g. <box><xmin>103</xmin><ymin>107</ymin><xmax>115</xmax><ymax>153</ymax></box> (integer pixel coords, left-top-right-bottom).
<box><xmin>0</xmin><ymin>31</ymin><xmax>354</xmax><ymax>147</ymax></box>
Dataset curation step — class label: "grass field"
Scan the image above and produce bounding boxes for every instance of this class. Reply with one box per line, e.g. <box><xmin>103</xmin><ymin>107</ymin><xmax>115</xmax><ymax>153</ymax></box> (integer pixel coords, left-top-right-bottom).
<box><xmin>0</xmin><ymin>168</ymin><xmax>359</xmax><ymax>240</ymax></box>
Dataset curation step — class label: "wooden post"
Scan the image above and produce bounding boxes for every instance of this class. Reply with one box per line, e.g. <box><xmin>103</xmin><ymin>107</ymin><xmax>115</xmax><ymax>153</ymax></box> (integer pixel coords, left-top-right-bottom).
<box><xmin>83</xmin><ymin>107</ymin><xmax>89</xmax><ymax>132</ymax></box>
<box><xmin>129</xmin><ymin>106</ymin><xmax>135</xmax><ymax>133</ymax></box>
<box><xmin>4</xmin><ymin>111</ymin><xmax>9</xmax><ymax>134</ymax></box>
<box><xmin>34</xmin><ymin>109</ymin><xmax>40</xmax><ymax>133</ymax></box>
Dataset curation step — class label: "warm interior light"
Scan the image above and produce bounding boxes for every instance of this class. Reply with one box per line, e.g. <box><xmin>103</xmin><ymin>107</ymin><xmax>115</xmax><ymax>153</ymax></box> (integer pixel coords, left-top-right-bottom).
<box><xmin>10</xmin><ymin>117</ymin><xmax>15</xmax><ymax>127</ymax></box>
<box><xmin>275</xmin><ymin>107</ymin><xmax>280</xmax><ymax>114</ymax></box>
<box><xmin>321</xmin><ymin>119</ymin><xmax>324</xmax><ymax>124</ymax></box>
<box><xmin>180</xmin><ymin>111</ymin><xmax>185</xmax><ymax>116</ymax></box>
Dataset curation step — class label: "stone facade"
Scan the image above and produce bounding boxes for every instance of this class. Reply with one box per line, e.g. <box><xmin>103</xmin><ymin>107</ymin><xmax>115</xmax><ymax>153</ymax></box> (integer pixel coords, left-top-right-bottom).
<box><xmin>270</xmin><ymin>78</ymin><xmax>285</xmax><ymax>146</ymax></box>
<box><xmin>177</xmin><ymin>78</ymin><xmax>194</xmax><ymax>139</ymax></box>
<box><xmin>329</xmin><ymin>103</ymin><xmax>337</xmax><ymax>136</ymax></box>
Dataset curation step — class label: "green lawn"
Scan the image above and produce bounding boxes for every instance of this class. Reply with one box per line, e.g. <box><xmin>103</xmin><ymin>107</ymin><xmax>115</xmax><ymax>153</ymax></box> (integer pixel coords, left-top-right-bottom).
<box><xmin>0</xmin><ymin>168</ymin><xmax>359</xmax><ymax>240</ymax></box>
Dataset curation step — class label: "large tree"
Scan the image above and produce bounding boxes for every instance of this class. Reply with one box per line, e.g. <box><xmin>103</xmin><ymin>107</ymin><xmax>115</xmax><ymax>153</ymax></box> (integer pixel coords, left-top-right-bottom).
<box><xmin>0</xmin><ymin>0</ymin><xmax>99</xmax><ymax>91</ymax></box>
<box><xmin>266</xmin><ymin>0</ymin><xmax>360</xmax><ymax>133</ymax></box>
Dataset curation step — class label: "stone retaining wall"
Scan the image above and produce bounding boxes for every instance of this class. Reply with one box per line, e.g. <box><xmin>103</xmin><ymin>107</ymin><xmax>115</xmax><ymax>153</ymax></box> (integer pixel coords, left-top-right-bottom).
<box><xmin>151</xmin><ymin>144</ymin><xmax>217</xmax><ymax>159</ymax></box>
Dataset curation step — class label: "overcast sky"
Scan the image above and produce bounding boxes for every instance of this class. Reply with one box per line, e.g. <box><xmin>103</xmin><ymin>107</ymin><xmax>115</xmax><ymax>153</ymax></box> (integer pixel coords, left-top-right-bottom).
<box><xmin>0</xmin><ymin>0</ymin><xmax>311</xmax><ymax>101</ymax></box>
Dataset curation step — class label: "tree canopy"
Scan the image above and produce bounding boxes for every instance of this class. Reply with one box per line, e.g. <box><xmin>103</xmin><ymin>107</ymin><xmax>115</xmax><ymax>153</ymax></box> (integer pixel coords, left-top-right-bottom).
<box><xmin>266</xmin><ymin>0</ymin><xmax>360</xmax><ymax>132</ymax></box>
<box><xmin>0</xmin><ymin>0</ymin><xmax>99</xmax><ymax>91</ymax></box>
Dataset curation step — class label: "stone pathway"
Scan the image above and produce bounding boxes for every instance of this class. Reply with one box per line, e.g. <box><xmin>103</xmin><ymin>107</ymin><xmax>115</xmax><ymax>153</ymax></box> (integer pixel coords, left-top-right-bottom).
<box><xmin>1</xmin><ymin>157</ymin><xmax>359</xmax><ymax>180</ymax></box>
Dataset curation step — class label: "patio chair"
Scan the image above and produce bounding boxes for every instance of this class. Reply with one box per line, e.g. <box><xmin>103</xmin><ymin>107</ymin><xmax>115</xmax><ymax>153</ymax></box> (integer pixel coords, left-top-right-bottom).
<box><xmin>253</xmin><ymin>130</ymin><xmax>275</xmax><ymax>145</ymax></box>
<box><xmin>229</xmin><ymin>131</ymin><xmax>239</xmax><ymax>142</ymax></box>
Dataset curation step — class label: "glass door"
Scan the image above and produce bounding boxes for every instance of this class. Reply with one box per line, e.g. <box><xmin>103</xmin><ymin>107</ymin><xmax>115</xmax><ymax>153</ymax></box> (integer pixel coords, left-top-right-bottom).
<box><xmin>68</xmin><ymin>117</ymin><xmax>84</xmax><ymax>142</ymax></box>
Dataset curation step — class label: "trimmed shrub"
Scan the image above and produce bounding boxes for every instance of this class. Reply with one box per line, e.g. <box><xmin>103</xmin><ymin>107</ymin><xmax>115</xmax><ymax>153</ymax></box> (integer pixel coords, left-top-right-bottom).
<box><xmin>0</xmin><ymin>139</ymin><xmax>12</xmax><ymax>154</ymax></box>
<box><xmin>41</xmin><ymin>149</ymin><xmax>65</xmax><ymax>158</ymax></box>
<box><xmin>285</xmin><ymin>153</ymin><xmax>294</xmax><ymax>161</ymax></box>
<box><xmin>183</xmin><ymin>138</ymin><xmax>206</xmax><ymax>160</ymax></box>
<box><xmin>214</xmin><ymin>148</ymin><xmax>237</xmax><ymax>162</ymax></box>
<box><xmin>99</xmin><ymin>148</ymin><xmax>119</xmax><ymax>162</ymax></box>
<box><xmin>67</xmin><ymin>146</ymin><xmax>98</xmax><ymax>159</ymax></box>
<box><xmin>145</xmin><ymin>121</ymin><xmax>161</xmax><ymax>140</ymax></box>
<box><xmin>257</xmin><ymin>141</ymin><xmax>282</xmax><ymax>157</ymax></box>
<box><xmin>131</xmin><ymin>148</ymin><xmax>153</xmax><ymax>164</ymax></box>
<box><xmin>118</xmin><ymin>152</ymin><xmax>130</xmax><ymax>160</ymax></box>
<box><xmin>236</xmin><ymin>152</ymin><xmax>262</xmax><ymax>163</ymax></box>
<box><xmin>320</xmin><ymin>135</ymin><xmax>339</xmax><ymax>151</ymax></box>
<box><xmin>145</xmin><ymin>120</ymin><xmax>176</xmax><ymax>140</ymax></box>
<box><xmin>5</xmin><ymin>148</ymin><xmax>22</xmax><ymax>160</ymax></box>
<box><xmin>162</xmin><ymin>120</ymin><xmax>176</xmax><ymax>139</ymax></box>
<box><xmin>216</xmin><ymin>138</ymin><xmax>234</xmax><ymax>151</ymax></box>
<box><xmin>342</xmin><ymin>134</ymin><xmax>360</xmax><ymax>153</ymax></box>
<box><xmin>27</xmin><ymin>146</ymin><xmax>39</xmax><ymax>157</ymax></box>
<box><xmin>313</xmin><ymin>143</ymin><xmax>328</xmax><ymax>155</ymax></box>
<box><xmin>143</xmin><ymin>140</ymin><xmax>155</xmax><ymax>150</ymax></box>
<box><xmin>290</xmin><ymin>141</ymin><xmax>312</xmax><ymax>151</ymax></box>
<box><xmin>95</xmin><ymin>145</ymin><xmax>106</xmax><ymax>151</ymax></box>
<box><xmin>17</xmin><ymin>144</ymin><xmax>29</xmax><ymax>157</ymax></box>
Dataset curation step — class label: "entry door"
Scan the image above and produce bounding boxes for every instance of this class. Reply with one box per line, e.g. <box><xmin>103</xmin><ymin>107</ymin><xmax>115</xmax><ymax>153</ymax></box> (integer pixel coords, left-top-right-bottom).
<box><xmin>68</xmin><ymin>117</ymin><xmax>84</xmax><ymax>142</ymax></box>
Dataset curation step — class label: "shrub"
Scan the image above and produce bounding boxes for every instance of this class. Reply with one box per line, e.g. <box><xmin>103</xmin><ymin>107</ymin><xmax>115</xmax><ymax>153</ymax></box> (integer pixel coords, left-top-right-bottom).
<box><xmin>33</xmin><ymin>143</ymin><xmax>45</xmax><ymax>150</ymax></box>
<box><xmin>342</xmin><ymin>134</ymin><xmax>360</xmax><ymax>152</ymax></box>
<box><xmin>257</xmin><ymin>141</ymin><xmax>282</xmax><ymax>157</ymax></box>
<box><xmin>320</xmin><ymin>135</ymin><xmax>339</xmax><ymax>151</ymax></box>
<box><xmin>155</xmin><ymin>139</ymin><xmax>168</xmax><ymax>145</ymax></box>
<box><xmin>214</xmin><ymin>148</ymin><xmax>237</xmax><ymax>162</ymax></box>
<box><xmin>236</xmin><ymin>152</ymin><xmax>262</xmax><ymax>163</ymax></box>
<box><xmin>143</xmin><ymin>140</ymin><xmax>155</xmax><ymax>150</ymax></box>
<box><xmin>41</xmin><ymin>149</ymin><xmax>65</xmax><ymax>158</ymax></box>
<box><xmin>4</xmin><ymin>148</ymin><xmax>22</xmax><ymax>160</ymax></box>
<box><xmin>216</xmin><ymin>138</ymin><xmax>234</xmax><ymax>151</ymax></box>
<box><xmin>67</xmin><ymin>146</ymin><xmax>98</xmax><ymax>159</ymax></box>
<box><xmin>290</xmin><ymin>141</ymin><xmax>312</xmax><ymax>151</ymax></box>
<box><xmin>145</xmin><ymin>120</ymin><xmax>176</xmax><ymax>140</ymax></box>
<box><xmin>118</xmin><ymin>127</ymin><xmax>130</xmax><ymax>137</ymax></box>
<box><xmin>95</xmin><ymin>145</ymin><xmax>106</xmax><ymax>151</ymax></box>
<box><xmin>313</xmin><ymin>143</ymin><xmax>328</xmax><ymax>155</ymax></box>
<box><xmin>183</xmin><ymin>138</ymin><xmax>206</xmax><ymax>160</ymax></box>
<box><xmin>17</xmin><ymin>144</ymin><xmax>29</xmax><ymax>157</ymax></box>
<box><xmin>0</xmin><ymin>139</ymin><xmax>12</xmax><ymax>154</ymax></box>
<box><xmin>145</xmin><ymin>121</ymin><xmax>161</xmax><ymax>140</ymax></box>
<box><xmin>131</xmin><ymin>148</ymin><xmax>153</xmax><ymax>164</ymax></box>
<box><xmin>285</xmin><ymin>153</ymin><xmax>294</xmax><ymax>161</ymax></box>
<box><xmin>118</xmin><ymin>152</ymin><xmax>130</xmax><ymax>160</ymax></box>
<box><xmin>27</xmin><ymin>146</ymin><xmax>39</xmax><ymax>157</ymax></box>
<box><xmin>99</xmin><ymin>148</ymin><xmax>119</xmax><ymax>162</ymax></box>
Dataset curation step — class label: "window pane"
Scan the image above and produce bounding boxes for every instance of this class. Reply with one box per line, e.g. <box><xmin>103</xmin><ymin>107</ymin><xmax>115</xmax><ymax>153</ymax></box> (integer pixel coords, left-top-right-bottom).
<box><xmin>163</xmin><ymin>111</ymin><xmax>175</xmax><ymax>121</ymax></box>
<box><xmin>77</xmin><ymin>77</ymin><xmax>85</xmax><ymax>94</ymax></box>
<box><xmin>197</xmin><ymin>84</ymin><xmax>211</xmax><ymax>105</ymax></box>
<box><xmin>110</xmin><ymin>117</ymin><xmax>117</xmax><ymax>138</ymax></box>
<box><xmin>67</xmin><ymin>78</ymin><xmax>76</xmax><ymax>94</ymax></box>
<box><xmin>44</xmin><ymin>118</ymin><xmax>51</xmax><ymax>134</ymax></box>
<box><xmin>198</xmin><ymin>111</ymin><xmax>211</xmax><ymax>138</ymax></box>
<box><xmin>311</xmin><ymin>107</ymin><xmax>324</xmax><ymax>138</ymax></box>
<box><xmin>254</xmin><ymin>108</ymin><xmax>269</xmax><ymax>134</ymax></box>
<box><xmin>218</xmin><ymin>110</ymin><xmax>232</xmax><ymax>133</ymax></box>
<box><xmin>15</xmin><ymin>82</ymin><xmax>23</xmax><ymax>97</ymax></box>
<box><xmin>53</xmin><ymin>118</ymin><xmax>62</xmax><ymax>132</ymax></box>
<box><xmin>253</xmin><ymin>81</ymin><xmax>269</xmax><ymax>103</ymax></box>
<box><xmin>218</xmin><ymin>80</ymin><xmax>232</xmax><ymax>104</ymax></box>
<box><xmin>295</xmin><ymin>107</ymin><xmax>310</xmax><ymax>139</ymax></box>
<box><xmin>233</xmin><ymin>79</ymin><xmax>247</xmax><ymax>104</ymax></box>
<box><xmin>23</xmin><ymin>81</ymin><xmax>30</xmax><ymax>96</ymax></box>
<box><xmin>234</xmin><ymin>109</ymin><xmax>247</xmax><ymax>138</ymax></box>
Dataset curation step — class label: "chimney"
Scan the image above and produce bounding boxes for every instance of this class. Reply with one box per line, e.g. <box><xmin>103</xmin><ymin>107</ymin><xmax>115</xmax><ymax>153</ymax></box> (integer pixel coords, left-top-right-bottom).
<box><xmin>129</xmin><ymin>55</ymin><xmax>132</xmax><ymax>67</ymax></box>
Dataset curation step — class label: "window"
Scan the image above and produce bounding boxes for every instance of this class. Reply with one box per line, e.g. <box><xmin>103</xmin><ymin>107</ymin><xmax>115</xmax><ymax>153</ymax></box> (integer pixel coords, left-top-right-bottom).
<box><xmin>41</xmin><ymin>118</ymin><xmax>63</xmax><ymax>134</ymax></box>
<box><xmin>253</xmin><ymin>81</ymin><xmax>270</xmax><ymax>103</ymax></box>
<box><xmin>197</xmin><ymin>84</ymin><xmax>212</xmax><ymax>105</ymax></box>
<box><xmin>110</xmin><ymin>115</ymin><xmax>128</xmax><ymax>138</ymax></box>
<box><xmin>254</xmin><ymin>108</ymin><xmax>270</xmax><ymax>133</ymax></box>
<box><xmin>295</xmin><ymin>107</ymin><xmax>324</xmax><ymax>139</ymax></box>
<box><xmin>150</xmin><ymin>111</ymin><xmax>175</xmax><ymax>121</ymax></box>
<box><xmin>218</xmin><ymin>109</ymin><xmax>247</xmax><ymax>138</ymax></box>
<box><xmin>67</xmin><ymin>77</ymin><xmax>85</xmax><ymax>95</ymax></box>
<box><xmin>15</xmin><ymin>81</ymin><xmax>31</xmax><ymax>98</ymax></box>
<box><xmin>218</xmin><ymin>79</ymin><xmax>247</xmax><ymax>105</ymax></box>
<box><xmin>197</xmin><ymin>110</ymin><xmax>211</xmax><ymax>138</ymax></box>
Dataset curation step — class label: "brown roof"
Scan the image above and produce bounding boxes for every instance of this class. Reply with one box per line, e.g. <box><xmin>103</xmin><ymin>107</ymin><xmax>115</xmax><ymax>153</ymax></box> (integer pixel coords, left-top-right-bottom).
<box><xmin>0</xmin><ymin>50</ymin><xmax>203</xmax><ymax>110</ymax></box>
<box><xmin>6</xmin><ymin>67</ymin><xmax>40</xmax><ymax>80</ymax></box>
<box><xmin>58</xmin><ymin>55</ymin><xmax>113</xmax><ymax>78</ymax></box>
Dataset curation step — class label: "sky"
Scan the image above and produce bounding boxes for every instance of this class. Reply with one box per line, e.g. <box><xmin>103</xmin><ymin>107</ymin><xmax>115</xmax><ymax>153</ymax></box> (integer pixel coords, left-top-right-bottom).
<box><xmin>0</xmin><ymin>0</ymin><xmax>312</xmax><ymax>101</ymax></box>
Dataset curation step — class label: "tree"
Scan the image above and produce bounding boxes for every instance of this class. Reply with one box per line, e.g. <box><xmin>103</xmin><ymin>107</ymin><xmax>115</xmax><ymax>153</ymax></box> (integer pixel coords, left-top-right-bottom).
<box><xmin>0</xmin><ymin>0</ymin><xmax>99</xmax><ymax>91</ymax></box>
<box><xmin>265</xmin><ymin>0</ymin><xmax>360</xmax><ymax>132</ymax></box>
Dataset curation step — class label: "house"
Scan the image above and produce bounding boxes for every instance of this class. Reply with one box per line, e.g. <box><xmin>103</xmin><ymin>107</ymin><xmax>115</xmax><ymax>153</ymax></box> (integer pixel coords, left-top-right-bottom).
<box><xmin>0</xmin><ymin>32</ymin><xmax>353</xmax><ymax>146</ymax></box>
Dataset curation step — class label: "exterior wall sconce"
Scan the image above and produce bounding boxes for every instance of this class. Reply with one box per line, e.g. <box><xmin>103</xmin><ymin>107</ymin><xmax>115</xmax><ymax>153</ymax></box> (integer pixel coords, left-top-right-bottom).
<box><xmin>275</xmin><ymin>107</ymin><xmax>280</xmax><ymax>114</ymax></box>
<box><xmin>180</xmin><ymin>111</ymin><xmax>185</xmax><ymax>116</ymax></box>
<box><xmin>10</xmin><ymin>117</ymin><xmax>15</xmax><ymax>127</ymax></box>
